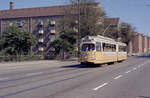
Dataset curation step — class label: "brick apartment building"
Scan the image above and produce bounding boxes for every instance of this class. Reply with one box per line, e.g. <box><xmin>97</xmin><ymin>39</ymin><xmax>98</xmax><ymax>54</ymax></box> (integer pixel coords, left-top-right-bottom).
<box><xmin>105</xmin><ymin>18</ymin><xmax>150</xmax><ymax>55</ymax></box>
<box><xmin>0</xmin><ymin>2</ymin><xmax>68</xmax><ymax>55</ymax></box>
<box><xmin>0</xmin><ymin>2</ymin><xmax>103</xmax><ymax>55</ymax></box>
<box><xmin>128</xmin><ymin>33</ymin><xmax>150</xmax><ymax>55</ymax></box>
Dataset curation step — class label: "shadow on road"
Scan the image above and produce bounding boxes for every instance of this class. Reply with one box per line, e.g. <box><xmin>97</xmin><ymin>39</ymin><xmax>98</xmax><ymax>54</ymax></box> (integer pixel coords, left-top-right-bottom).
<box><xmin>139</xmin><ymin>96</ymin><xmax>150</xmax><ymax>98</ymax></box>
<box><xmin>61</xmin><ymin>64</ymin><xmax>100</xmax><ymax>69</ymax></box>
<box><xmin>136</xmin><ymin>55</ymin><xmax>150</xmax><ymax>58</ymax></box>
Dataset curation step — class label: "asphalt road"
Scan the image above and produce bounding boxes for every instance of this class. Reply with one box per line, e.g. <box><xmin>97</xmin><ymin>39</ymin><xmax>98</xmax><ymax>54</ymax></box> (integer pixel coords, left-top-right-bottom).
<box><xmin>0</xmin><ymin>57</ymin><xmax>149</xmax><ymax>98</ymax></box>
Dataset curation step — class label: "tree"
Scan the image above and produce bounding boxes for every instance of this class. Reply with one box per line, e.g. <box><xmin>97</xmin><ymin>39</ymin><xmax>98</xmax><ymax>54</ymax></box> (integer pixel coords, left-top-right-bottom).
<box><xmin>52</xmin><ymin>29</ymin><xmax>77</xmax><ymax>59</ymax></box>
<box><xmin>119</xmin><ymin>22</ymin><xmax>136</xmax><ymax>44</ymax></box>
<box><xmin>103</xmin><ymin>24</ymin><xmax>119</xmax><ymax>40</ymax></box>
<box><xmin>103</xmin><ymin>19</ymin><xmax>135</xmax><ymax>44</ymax></box>
<box><xmin>0</xmin><ymin>25</ymin><xmax>36</xmax><ymax>55</ymax></box>
<box><xmin>59</xmin><ymin>0</ymin><xmax>106</xmax><ymax>38</ymax></box>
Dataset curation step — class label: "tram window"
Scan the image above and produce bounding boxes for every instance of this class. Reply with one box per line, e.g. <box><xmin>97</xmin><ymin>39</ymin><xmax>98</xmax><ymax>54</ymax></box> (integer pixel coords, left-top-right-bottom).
<box><xmin>96</xmin><ymin>42</ymin><xmax>101</xmax><ymax>51</ymax></box>
<box><xmin>82</xmin><ymin>44</ymin><xmax>95</xmax><ymax>51</ymax></box>
<box><xmin>102</xmin><ymin>43</ymin><xmax>116</xmax><ymax>52</ymax></box>
<box><xmin>119</xmin><ymin>46</ymin><xmax>126</xmax><ymax>52</ymax></box>
<box><xmin>112</xmin><ymin>45</ymin><xmax>116</xmax><ymax>52</ymax></box>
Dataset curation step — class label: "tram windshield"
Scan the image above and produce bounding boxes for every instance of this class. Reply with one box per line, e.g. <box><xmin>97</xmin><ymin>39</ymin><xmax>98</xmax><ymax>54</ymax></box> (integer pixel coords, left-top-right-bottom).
<box><xmin>81</xmin><ymin>44</ymin><xmax>95</xmax><ymax>51</ymax></box>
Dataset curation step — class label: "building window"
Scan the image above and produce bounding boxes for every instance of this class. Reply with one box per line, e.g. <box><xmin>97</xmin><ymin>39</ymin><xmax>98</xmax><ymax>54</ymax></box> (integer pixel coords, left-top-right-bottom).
<box><xmin>17</xmin><ymin>20</ymin><xmax>23</xmax><ymax>27</ymax></box>
<box><xmin>41</xmin><ymin>18</ymin><xmax>47</xmax><ymax>23</ymax></box>
<box><xmin>39</xmin><ymin>20</ymin><xmax>44</xmax><ymax>26</ymax></box>
<box><xmin>9</xmin><ymin>22</ymin><xmax>13</xmax><ymax>26</ymax></box>
<box><xmin>49</xmin><ymin>17</ymin><xmax>55</xmax><ymax>24</ymax></box>
<box><xmin>49</xmin><ymin>35</ymin><xmax>56</xmax><ymax>41</ymax></box>
<box><xmin>48</xmin><ymin>26</ymin><xmax>55</xmax><ymax>30</ymax></box>
<box><xmin>49</xmin><ymin>17</ymin><xmax>54</xmax><ymax>21</ymax></box>
<box><xmin>34</xmin><ymin>18</ymin><xmax>39</xmax><ymax>23</ymax></box>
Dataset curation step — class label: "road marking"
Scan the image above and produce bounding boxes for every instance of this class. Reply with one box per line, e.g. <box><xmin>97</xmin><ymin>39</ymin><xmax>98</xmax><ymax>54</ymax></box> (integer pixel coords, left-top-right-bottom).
<box><xmin>26</xmin><ymin>72</ymin><xmax>43</xmax><ymax>76</ymax></box>
<box><xmin>93</xmin><ymin>83</ymin><xmax>108</xmax><ymax>91</ymax></box>
<box><xmin>141</xmin><ymin>63</ymin><xmax>145</xmax><ymax>66</ymax></box>
<box><xmin>125</xmin><ymin>70</ymin><xmax>131</xmax><ymax>74</ymax></box>
<box><xmin>114</xmin><ymin>75</ymin><xmax>122</xmax><ymax>80</ymax></box>
<box><xmin>138</xmin><ymin>65</ymin><xmax>141</xmax><ymax>68</ymax></box>
<box><xmin>133</xmin><ymin>68</ymin><xmax>137</xmax><ymax>71</ymax></box>
<box><xmin>0</xmin><ymin>78</ymin><xmax>9</xmax><ymax>81</ymax></box>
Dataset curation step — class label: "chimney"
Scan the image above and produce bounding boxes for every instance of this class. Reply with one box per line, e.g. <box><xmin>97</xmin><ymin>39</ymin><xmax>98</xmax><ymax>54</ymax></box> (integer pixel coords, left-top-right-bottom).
<box><xmin>10</xmin><ymin>2</ymin><xmax>14</xmax><ymax>10</ymax></box>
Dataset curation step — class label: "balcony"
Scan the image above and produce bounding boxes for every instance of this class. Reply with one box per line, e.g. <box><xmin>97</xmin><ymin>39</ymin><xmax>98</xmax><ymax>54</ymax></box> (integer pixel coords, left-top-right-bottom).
<box><xmin>50</xmin><ymin>21</ymin><xmax>56</xmax><ymax>26</ymax></box>
<box><xmin>38</xmin><ymin>38</ymin><xmax>44</xmax><ymax>43</ymax></box>
<box><xmin>50</xmin><ymin>30</ymin><xmax>56</xmax><ymax>34</ymax></box>
<box><xmin>38</xmin><ymin>47</ymin><xmax>44</xmax><ymax>51</ymax></box>
<box><xmin>39</xmin><ymin>30</ymin><xmax>44</xmax><ymax>34</ymax></box>
<box><xmin>39</xmin><ymin>21</ymin><xmax>44</xmax><ymax>26</ymax></box>
<box><xmin>73</xmin><ymin>27</ymin><xmax>78</xmax><ymax>32</ymax></box>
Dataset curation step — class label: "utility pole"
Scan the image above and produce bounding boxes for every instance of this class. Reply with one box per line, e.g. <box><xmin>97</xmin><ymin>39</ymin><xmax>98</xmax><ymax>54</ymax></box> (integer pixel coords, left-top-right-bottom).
<box><xmin>77</xmin><ymin>0</ymin><xmax>81</xmax><ymax>60</ymax></box>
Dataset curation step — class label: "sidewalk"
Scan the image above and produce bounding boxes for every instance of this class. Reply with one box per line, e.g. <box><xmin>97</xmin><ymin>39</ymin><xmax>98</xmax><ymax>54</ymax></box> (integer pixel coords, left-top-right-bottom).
<box><xmin>0</xmin><ymin>59</ymin><xmax>79</xmax><ymax>68</ymax></box>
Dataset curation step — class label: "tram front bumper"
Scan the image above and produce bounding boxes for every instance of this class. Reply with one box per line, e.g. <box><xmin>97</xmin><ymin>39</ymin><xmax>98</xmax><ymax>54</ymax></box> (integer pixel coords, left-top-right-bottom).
<box><xmin>80</xmin><ymin>53</ymin><xmax>96</xmax><ymax>64</ymax></box>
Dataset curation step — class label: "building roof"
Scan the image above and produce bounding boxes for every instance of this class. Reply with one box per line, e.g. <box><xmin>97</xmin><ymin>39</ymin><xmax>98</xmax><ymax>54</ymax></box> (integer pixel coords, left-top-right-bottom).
<box><xmin>135</xmin><ymin>32</ymin><xmax>150</xmax><ymax>37</ymax></box>
<box><xmin>0</xmin><ymin>2</ymin><xmax>101</xmax><ymax>19</ymax></box>
<box><xmin>104</xmin><ymin>18</ymin><xmax>120</xmax><ymax>26</ymax></box>
<box><xmin>0</xmin><ymin>5</ymin><xmax>66</xmax><ymax>19</ymax></box>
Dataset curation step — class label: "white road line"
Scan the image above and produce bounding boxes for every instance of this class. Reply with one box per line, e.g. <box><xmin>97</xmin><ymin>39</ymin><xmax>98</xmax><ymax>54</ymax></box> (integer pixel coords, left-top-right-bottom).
<box><xmin>138</xmin><ymin>65</ymin><xmax>141</xmax><ymax>68</ymax></box>
<box><xmin>93</xmin><ymin>83</ymin><xmax>108</xmax><ymax>91</ymax></box>
<box><xmin>114</xmin><ymin>75</ymin><xmax>123</xmax><ymax>80</ymax></box>
<box><xmin>133</xmin><ymin>68</ymin><xmax>137</xmax><ymax>71</ymax></box>
<box><xmin>125</xmin><ymin>70</ymin><xmax>131</xmax><ymax>74</ymax></box>
<box><xmin>26</xmin><ymin>72</ymin><xmax>43</xmax><ymax>76</ymax></box>
<box><xmin>0</xmin><ymin>78</ymin><xmax>9</xmax><ymax>81</ymax></box>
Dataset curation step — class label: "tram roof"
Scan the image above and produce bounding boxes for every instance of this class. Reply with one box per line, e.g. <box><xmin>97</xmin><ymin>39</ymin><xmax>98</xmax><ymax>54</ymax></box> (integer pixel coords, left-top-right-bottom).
<box><xmin>82</xmin><ymin>35</ymin><xmax>116</xmax><ymax>44</ymax></box>
<box><xmin>81</xmin><ymin>35</ymin><xmax>126</xmax><ymax>46</ymax></box>
<box><xmin>116</xmin><ymin>42</ymin><xmax>127</xmax><ymax>46</ymax></box>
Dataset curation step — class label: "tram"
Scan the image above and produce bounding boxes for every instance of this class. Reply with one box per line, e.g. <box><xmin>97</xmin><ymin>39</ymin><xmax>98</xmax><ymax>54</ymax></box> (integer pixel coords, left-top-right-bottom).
<box><xmin>80</xmin><ymin>35</ymin><xmax>127</xmax><ymax>65</ymax></box>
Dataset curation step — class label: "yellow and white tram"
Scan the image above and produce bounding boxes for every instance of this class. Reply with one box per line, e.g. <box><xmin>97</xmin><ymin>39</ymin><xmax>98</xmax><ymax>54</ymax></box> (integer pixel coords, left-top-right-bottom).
<box><xmin>80</xmin><ymin>35</ymin><xmax>127</xmax><ymax>64</ymax></box>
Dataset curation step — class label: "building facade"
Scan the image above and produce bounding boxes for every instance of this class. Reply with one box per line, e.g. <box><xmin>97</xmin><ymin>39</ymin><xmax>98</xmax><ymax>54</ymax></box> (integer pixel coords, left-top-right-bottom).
<box><xmin>0</xmin><ymin>2</ymin><xmax>149</xmax><ymax>56</ymax></box>
<box><xmin>0</xmin><ymin>2</ymin><xmax>102</xmax><ymax>55</ymax></box>
<box><xmin>0</xmin><ymin>2</ymin><xmax>68</xmax><ymax>55</ymax></box>
<box><xmin>128</xmin><ymin>33</ymin><xmax>150</xmax><ymax>55</ymax></box>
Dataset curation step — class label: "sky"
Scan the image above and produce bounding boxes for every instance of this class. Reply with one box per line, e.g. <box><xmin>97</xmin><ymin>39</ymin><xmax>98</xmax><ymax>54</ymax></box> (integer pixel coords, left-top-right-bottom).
<box><xmin>0</xmin><ymin>0</ymin><xmax>150</xmax><ymax>35</ymax></box>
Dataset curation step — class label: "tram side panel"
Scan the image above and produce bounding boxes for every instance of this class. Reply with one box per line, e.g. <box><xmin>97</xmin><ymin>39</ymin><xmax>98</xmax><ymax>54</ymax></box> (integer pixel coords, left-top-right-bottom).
<box><xmin>117</xmin><ymin>52</ymin><xmax>127</xmax><ymax>61</ymax></box>
<box><xmin>94</xmin><ymin>43</ymin><xmax>117</xmax><ymax>64</ymax></box>
<box><xmin>100</xmin><ymin>52</ymin><xmax>117</xmax><ymax>63</ymax></box>
<box><xmin>117</xmin><ymin>45</ymin><xmax>127</xmax><ymax>61</ymax></box>
<box><xmin>101</xmin><ymin>43</ymin><xmax>117</xmax><ymax>63</ymax></box>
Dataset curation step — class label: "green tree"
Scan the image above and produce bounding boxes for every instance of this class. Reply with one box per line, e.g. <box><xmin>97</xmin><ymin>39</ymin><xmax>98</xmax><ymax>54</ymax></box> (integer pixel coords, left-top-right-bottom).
<box><xmin>103</xmin><ymin>20</ymin><xmax>135</xmax><ymax>44</ymax></box>
<box><xmin>119</xmin><ymin>22</ymin><xmax>136</xmax><ymax>44</ymax></box>
<box><xmin>59</xmin><ymin>0</ymin><xmax>106</xmax><ymax>38</ymax></box>
<box><xmin>52</xmin><ymin>29</ymin><xmax>77</xmax><ymax>59</ymax></box>
<box><xmin>0</xmin><ymin>25</ymin><xmax>36</xmax><ymax>55</ymax></box>
<box><xmin>103</xmin><ymin>25</ymin><xmax>119</xmax><ymax>40</ymax></box>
